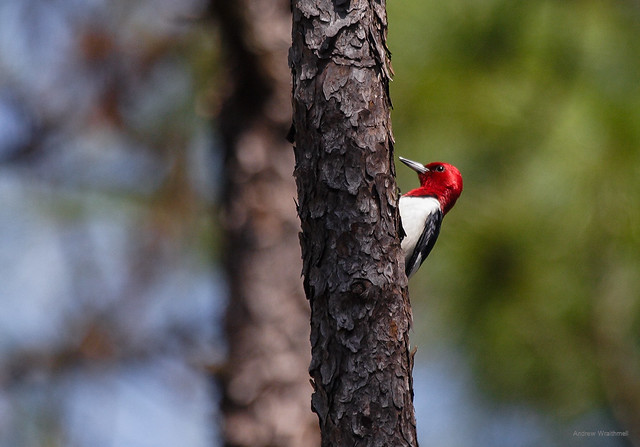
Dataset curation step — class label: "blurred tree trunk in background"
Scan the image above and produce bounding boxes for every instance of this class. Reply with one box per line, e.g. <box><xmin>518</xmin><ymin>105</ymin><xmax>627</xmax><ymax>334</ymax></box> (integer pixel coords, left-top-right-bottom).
<box><xmin>289</xmin><ymin>1</ymin><xmax>418</xmax><ymax>446</ymax></box>
<box><xmin>211</xmin><ymin>1</ymin><xmax>319</xmax><ymax>446</ymax></box>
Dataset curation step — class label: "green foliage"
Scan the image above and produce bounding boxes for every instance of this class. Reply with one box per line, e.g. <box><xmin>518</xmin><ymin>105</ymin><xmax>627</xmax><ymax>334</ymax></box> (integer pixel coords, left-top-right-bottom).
<box><xmin>389</xmin><ymin>0</ymin><xmax>640</xmax><ymax>419</ymax></box>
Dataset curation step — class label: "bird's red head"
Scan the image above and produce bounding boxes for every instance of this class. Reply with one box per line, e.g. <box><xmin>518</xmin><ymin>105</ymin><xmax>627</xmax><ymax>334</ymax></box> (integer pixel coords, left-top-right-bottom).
<box><xmin>399</xmin><ymin>157</ymin><xmax>463</xmax><ymax>214</ymax></box>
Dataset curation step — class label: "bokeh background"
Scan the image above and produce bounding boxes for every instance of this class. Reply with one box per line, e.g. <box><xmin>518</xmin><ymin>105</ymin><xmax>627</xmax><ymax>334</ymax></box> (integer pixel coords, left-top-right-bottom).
<box><xmin>390</xmin><ymin>1</ymin><xmax>640</xmax><ymax>446</ymax></box>
<box><xmin>1</xmin><ymin>0</ymin><xmax>639</xmax><ymax>446</ymax></box>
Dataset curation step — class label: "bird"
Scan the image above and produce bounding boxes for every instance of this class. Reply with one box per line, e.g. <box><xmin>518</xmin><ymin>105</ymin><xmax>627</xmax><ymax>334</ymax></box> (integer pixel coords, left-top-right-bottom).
<box><xmin>398</xmin><ymin>156</ymin><xmax>463</xmax><ymax>278</ymax></box>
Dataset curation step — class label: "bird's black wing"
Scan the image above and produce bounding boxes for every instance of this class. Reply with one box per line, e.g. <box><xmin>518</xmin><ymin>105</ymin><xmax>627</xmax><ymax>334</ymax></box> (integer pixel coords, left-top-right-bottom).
<box><xmin>405</xmin><ymin>209</ymin><xmax>443</xmax><ymax>277</ymax></box>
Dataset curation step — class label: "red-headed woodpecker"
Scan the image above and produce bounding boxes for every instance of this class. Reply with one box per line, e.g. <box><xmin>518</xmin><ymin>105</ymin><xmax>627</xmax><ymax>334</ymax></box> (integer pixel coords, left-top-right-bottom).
<box><xmin>398</xmin><ymin>156</ymin><xmax>463</xmax><ymax>278</ymax></box>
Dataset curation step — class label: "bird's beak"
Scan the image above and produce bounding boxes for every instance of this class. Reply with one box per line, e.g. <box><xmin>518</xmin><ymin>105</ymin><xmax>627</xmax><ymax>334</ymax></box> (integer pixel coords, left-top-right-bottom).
<box><xmin>399</xmin><ymin>156</ymin><xmax>428</xmax><ymax>174</ymax></box>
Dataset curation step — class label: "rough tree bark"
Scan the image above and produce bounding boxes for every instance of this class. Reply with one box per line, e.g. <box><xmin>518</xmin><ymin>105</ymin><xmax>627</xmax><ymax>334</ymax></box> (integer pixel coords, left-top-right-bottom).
<box><xmin>213</xmin><ymin>1</ymin><xmax>319</xmax><ymax>446</ymax></box>
<box><xmin>290</xmin><ymin>1</ymin><xmax>418</xmax><ymax>446</ymax></box>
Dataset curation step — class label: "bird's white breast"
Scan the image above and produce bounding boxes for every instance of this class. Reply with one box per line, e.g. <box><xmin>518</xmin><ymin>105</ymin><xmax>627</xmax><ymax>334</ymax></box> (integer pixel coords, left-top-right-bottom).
<box><xmin>399</xmin><ymin>196</ymin><xmax>440</xmax><ymax>262</ymax></box>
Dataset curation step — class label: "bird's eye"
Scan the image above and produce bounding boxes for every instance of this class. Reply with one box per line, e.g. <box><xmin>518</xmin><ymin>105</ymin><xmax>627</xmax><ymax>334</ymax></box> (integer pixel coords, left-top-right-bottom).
<box><xmin>435</xmin><ymin>165</ymin><xmax>445</xmax><ymax>172</ymax></box>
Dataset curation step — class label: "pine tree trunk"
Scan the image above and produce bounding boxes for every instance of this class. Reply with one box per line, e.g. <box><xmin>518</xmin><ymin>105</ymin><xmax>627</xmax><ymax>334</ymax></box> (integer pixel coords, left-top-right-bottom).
<box><xmin>214</xmin><ymin>1</ymin><xmax>319</xmax><ymax>446</ymax></box>
<box><xmin>289</xmin><ymin>1</ymin><xmax>418</xmax><ymax>445</ymax></box>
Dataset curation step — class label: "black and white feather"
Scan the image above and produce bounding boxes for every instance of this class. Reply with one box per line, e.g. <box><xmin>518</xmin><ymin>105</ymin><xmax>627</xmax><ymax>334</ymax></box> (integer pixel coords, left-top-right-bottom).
<box><xmin>399</xmin><ymin>195</ymin><xmax>443</xmax><ymax>278</ymax></box>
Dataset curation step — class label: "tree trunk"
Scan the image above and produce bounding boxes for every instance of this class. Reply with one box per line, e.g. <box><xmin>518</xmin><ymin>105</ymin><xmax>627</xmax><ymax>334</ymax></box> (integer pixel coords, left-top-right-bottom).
<box><xmin>289</xmin><ymin>1</ymin><xmax>418</xmax><ymax>446</ymax></box>
<box><xmin>213</xmin><ymin>1</ymin><xmax>319</xmax><ymax>446</ymax></box>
